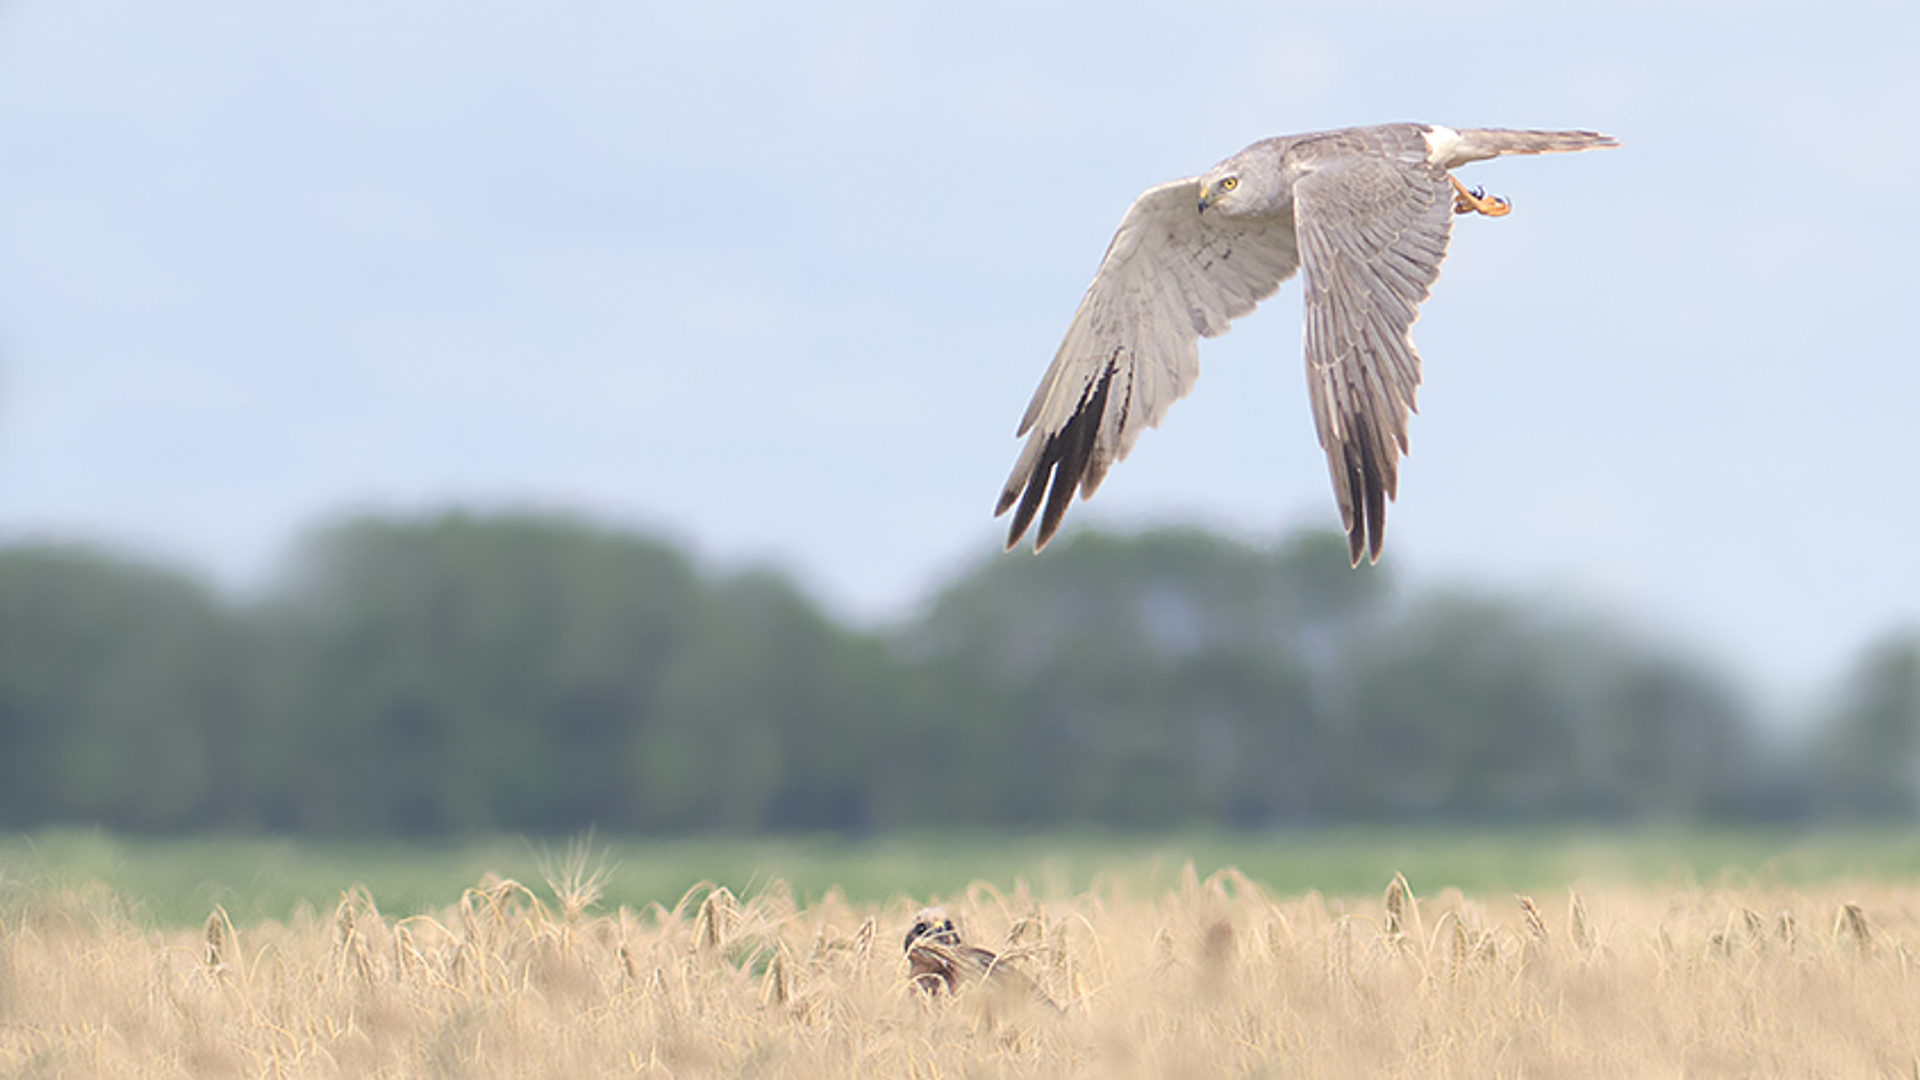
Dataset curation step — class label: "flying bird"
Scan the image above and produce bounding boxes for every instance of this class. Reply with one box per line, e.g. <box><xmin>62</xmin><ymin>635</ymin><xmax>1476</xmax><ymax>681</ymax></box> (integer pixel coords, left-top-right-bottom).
<box><xmin>996</xmin><ymin>123</ymin><xmax>1617</xmax><ymax>565</ymax></box>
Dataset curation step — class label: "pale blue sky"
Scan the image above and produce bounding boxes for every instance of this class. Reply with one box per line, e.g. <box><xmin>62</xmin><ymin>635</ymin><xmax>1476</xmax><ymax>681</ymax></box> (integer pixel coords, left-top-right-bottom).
<box><xmin>1</xmin><ymin>1</ymin><xmax>1915</xmax><ymax>704</ymax></box>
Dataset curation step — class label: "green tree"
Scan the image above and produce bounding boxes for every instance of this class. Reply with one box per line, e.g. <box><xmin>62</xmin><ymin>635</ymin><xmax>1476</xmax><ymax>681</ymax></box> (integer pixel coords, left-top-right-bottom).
<box><xmin>0</xmin><ymin>516</ymin><xmax>1799</xmax><ymax>834</ymax></box>
<box><xmin>0</xmin><ymin>545</ymin><xmax>246</xmax><ymax>829</ymax></box>
<box><xmin>636</xmin><ymin>569</ymin><xmax>901</xmax><ymax>831</ymax></box>
<box><xmin>1331</xmin><ymin>593</ymin><xmax>1756</xmax><ymax>822</ymax></box>
<box><xmin>259</xmin><ymin>512</ymin><xmax>702</xmax><ymax>833</ymax></box>
<box><xmin>1332</xmin><ymin>595</ymin><xmax>1581</xmax><ymax>820</ymax></box>
<box><xmin>899</xmin><ymin>528</ymin><xmax>1376</xmax><ymax>826</ymax></box>
<box><xmin>1808</xmin><ymin>630</ymin><xmax>1920</xmax><ymax>819</ymax></box>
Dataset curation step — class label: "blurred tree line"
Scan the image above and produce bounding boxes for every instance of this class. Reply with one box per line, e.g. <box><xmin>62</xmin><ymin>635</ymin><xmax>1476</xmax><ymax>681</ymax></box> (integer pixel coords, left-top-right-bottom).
<box><xmin>1</xmin><ymin>511</ymin><xmax>1914</xmax><ymax>834</ymax></box>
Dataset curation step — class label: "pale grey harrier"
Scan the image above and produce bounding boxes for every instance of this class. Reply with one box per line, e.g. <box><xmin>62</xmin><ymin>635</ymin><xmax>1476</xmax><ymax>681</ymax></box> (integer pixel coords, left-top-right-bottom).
<box><xmin>996</xmin><ymin>123</ymin><xmax>1616</xmax><ymax>565</ymax></box>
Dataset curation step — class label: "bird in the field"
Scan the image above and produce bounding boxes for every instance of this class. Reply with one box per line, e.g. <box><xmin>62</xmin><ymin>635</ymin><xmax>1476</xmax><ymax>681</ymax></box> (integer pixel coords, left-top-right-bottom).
<box><xmin>903</xmin><ymin>906</ymin><xmax>1058</xmax><ymax>1009</ymax></box>
<box><xmin>996</xmin><ymin>123</ymin><xmax>1617</xmax><ymax>565</ymax></box>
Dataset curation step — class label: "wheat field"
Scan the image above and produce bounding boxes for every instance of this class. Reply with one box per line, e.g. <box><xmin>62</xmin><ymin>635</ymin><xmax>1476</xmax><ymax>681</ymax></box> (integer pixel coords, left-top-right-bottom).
<box><xmin>4</xmin><ymin>855</ymin><xmax>1920</xmax><ymax>1078</ymax></box>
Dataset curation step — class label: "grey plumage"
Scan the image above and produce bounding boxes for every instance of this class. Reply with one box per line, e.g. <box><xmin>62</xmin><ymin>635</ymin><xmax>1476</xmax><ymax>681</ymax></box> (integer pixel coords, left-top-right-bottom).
<box><xmin>997</xmin><ymin>123</ymin><xmax>1616</xmax><ymax>565</ymax></box>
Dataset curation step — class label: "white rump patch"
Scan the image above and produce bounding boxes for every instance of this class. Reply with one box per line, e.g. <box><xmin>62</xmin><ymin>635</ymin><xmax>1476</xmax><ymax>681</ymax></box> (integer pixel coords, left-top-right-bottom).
<box><xmin>1422</xmin><ymin>125</ymin><xmax>1462</xmax><ymax>166</ymax></box>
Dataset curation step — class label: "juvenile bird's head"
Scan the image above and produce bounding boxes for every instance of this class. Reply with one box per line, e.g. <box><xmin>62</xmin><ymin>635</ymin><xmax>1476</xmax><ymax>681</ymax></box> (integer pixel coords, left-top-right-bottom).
<box><xmin>904</xmin><ymin>907</ymin><xmax>960</xmax><ymax>951</ymax></box>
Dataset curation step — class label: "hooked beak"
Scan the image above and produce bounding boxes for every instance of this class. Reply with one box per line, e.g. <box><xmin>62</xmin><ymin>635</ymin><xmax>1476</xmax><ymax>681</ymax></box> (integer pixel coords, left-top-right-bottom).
<box><xmin>1197</xmin><ymin>185</ymin><xmax>1213</xmax><ymax>214</ymax></box>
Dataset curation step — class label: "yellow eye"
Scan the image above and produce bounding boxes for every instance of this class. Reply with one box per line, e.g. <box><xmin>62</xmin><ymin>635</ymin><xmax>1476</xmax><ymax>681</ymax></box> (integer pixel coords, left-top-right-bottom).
<box><xmin>1221</xmin><ymin>177</ymin><xmax>1238</xmax><ymax>191</ymax></box>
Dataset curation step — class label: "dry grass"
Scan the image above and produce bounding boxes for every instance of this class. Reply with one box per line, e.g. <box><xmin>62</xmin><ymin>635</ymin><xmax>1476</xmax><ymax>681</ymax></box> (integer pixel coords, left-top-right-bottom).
<box><xmin>5</xmin><ymin>864</ymin><xmax>1920</xmax><ymax>1078</ymax></box>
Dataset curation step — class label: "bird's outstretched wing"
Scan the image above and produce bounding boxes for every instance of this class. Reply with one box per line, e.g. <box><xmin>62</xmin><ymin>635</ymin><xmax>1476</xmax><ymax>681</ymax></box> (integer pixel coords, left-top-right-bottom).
<box><xmin>997</xmin><ymin>178</ymin><xmax>1302</xmax><ymax>550</ymax></box>
<box><xmin>1293</xmin><ymin>153</ymin><xmax>1454</xmax><ymax>565</ymax></box>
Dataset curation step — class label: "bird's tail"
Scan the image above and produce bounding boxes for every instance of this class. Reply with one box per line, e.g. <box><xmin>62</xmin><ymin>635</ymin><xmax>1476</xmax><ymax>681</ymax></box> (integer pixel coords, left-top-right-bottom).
<box><xmin>1442</xmin><ymin>128</ymin><xmax>1617</xmax><ymax>167</ymax></box>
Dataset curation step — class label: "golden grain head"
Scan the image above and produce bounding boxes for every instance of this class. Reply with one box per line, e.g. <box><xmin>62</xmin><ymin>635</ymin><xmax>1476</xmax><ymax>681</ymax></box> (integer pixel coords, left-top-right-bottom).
<box><xmin>1384</xmin><ymin>873</ymin><xmax>1408</xmax><ymax>937</ymax></box>
<box><xmin>1518</xmin><ymin>895</ymin><xmax>1549</xmax><ymax>943</ymax></box>
<box><xmin>1836</xmin><ymin>902</ymin><xmax>1873</xmax><ymax>953</ymax></box>
<box><xmin>1568</xmin><ymin>890</ymin><xmax>1592</xmax><ymax>953</ymax></box>
<box><xmin>694</xmin><ymin>886</ymin><xmax>737</xmax><ymax>952</ymax></box>
<box><xmin>203</xmin><ymin>905</ymin><xmax>228</xmax><ymax>971</ymax></box>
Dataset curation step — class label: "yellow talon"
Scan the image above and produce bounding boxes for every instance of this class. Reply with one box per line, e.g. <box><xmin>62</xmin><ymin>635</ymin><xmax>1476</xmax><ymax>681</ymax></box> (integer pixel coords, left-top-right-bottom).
<box><xmin>1449</xmin><ymin>173</ymin><xmax>1511</xmax><ymax>217</ymax></box>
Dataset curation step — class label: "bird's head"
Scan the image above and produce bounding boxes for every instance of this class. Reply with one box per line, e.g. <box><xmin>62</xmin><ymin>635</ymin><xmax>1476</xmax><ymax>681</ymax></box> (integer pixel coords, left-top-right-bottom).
<box><xmin>1196</xmin><ymin>149</ymin><xmax>1271</xmax><ymax>216</ymax></box>
<box><xmin>1196</xmin><ymin>172</ymin><xmax>1240</xmax><ymax>214</ymax></box>
<box><xmin>904</xmin><ymin>907</ymin><xmax>960</xmax><ymax>951</ymax></box>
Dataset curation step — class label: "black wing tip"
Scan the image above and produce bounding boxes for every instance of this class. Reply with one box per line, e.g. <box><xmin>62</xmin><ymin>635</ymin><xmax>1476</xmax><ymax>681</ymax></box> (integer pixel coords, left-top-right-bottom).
<box><xmin>1339</xmin><ymin>423</ymin><xmax>1393</xmax><ymax>568</ymax></box>
<box><xmin>997</xmin><ymin>459</ymin><xmax>1075</xmax><ymax>553</ymax></box>
<box><xmin>997</xmin><ymin>499</ymin><xmax>1028</xmax><ymax>552</ymax></box>
<box><xmin>1000</xmin><ymin>469</ymin><xmax>1048</xmax><ymax>551</ymax></box>
<box><xmin>996</xmin><ymin>364</ymin><xmax>1117</xmax><ymax>554</ymax></box>
<box><xmin>1341</xmin><ymin>496</ymin><xmax>1387</xmax><ymax>568</ymax></box>
<box><xmin>994</xmin><ymin>487</ymin><xmax>1019</xmax><ymax>518</ymax></box>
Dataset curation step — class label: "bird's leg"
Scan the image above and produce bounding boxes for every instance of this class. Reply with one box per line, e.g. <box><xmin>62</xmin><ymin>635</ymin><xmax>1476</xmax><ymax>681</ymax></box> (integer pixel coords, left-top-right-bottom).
<box><xmin>1449</xmin><ymin>174</ymin><xmax>1511</xmax><ymax>217</ymax></box>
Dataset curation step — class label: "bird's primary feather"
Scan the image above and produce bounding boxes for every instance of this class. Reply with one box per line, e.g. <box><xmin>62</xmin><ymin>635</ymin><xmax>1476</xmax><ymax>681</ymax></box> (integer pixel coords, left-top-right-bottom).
<box><xmin>996</xmin><ymin>123</ymin><xmax>1615</xmax><ymax>563</ymax></box>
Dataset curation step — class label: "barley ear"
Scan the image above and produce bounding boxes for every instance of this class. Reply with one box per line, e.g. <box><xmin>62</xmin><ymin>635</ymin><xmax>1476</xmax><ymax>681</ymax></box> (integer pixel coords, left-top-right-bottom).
<box><xmin>203</xmin><ymin>905</ymin><xmax>232</xmax><ymax>974</ymax></box>
<box><xmin>1567</xmin><ymin>890</ymin><xmax>1592</xmax><ymax>954</ymax></box>
<box><xmin>1384</xmin><ymin>874</ymin><xmax>1408</xmax><ymax>939</ymax></box>
<box><xmin>761</xmin><ymin>945</ymin><xmax>794</xmax><ymax>1008</ymax></box>
<box><xmin>1327</xmin><ymin>916</ymin><xmax>1354</xmax><ymax>990</ymax></box>
<box><xmin>1775</xmin><ymin>908</ymin><xmax>1797</xmax><ymax>952</ymax></box>
<box><xmin>695</xmin><ymin>886</ymin><xmax>737</xmax><ymax>953</ymax></box>
<box><xmin>1836</xmin><ymin>903</ymin><xmax>1872</xmax><ymax>955</ymax></box>
<box><xmin>1448</xmin><ymin>913</ymin><xmax>1470</xmax><ymax>989</ymax></box>
<box><xmin>1517</xmin><ymin>895</ymin><xmax>1548</xmax><ymax>944</ymax></box>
